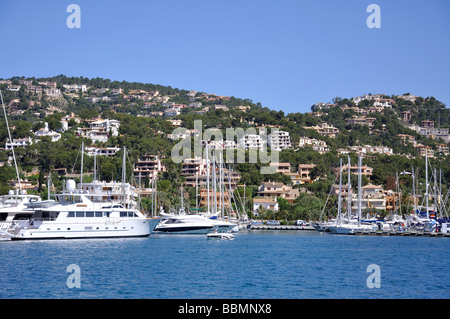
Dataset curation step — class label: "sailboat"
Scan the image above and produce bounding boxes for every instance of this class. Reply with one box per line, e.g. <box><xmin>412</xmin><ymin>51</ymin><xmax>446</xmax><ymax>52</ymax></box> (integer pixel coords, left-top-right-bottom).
<box><xmin>154</xmin><ymin>179</ymin><xmax>237</xmax><ymax>234</ymax></box>
<box><xmin>328</xmin><ymin>156</ymin><xmax>378</xmax><ymax>234</ymax></box>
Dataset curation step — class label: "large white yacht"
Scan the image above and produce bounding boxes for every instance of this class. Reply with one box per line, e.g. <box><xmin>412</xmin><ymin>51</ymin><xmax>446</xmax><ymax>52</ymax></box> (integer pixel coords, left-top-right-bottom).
<box><xmin>154</xmin><ymin>208</ymin><xmax>237</xmax><ymax>234</ymax></box>
<box><xmin>0</xmin><ymin>181</ymin><xmax>161</xmax><ymax>240</ymax></box>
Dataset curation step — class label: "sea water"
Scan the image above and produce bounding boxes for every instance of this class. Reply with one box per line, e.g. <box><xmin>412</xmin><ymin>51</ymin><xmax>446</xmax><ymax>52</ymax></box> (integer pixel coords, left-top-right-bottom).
<box><xmin>0</xmin><ymin>230</ymin><xmax>448</xmax><ymax>299</ymax></box>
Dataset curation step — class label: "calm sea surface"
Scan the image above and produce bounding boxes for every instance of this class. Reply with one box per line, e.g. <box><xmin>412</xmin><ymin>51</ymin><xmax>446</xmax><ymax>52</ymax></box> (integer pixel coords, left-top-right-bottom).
<box><xmin>0</xmin><ymin>230</ymin><xmax>449</xmax><ymax>299</ymax></box>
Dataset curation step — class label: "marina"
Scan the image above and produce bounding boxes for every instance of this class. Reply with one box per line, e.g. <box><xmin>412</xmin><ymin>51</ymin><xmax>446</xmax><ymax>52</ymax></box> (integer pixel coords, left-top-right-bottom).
<box><xmin>248</xmin><ymin>224</ymin><xmax>315</xmax><ymax>231</ymax></box>
<box><xmin>350</xmin><ymin>229</ymin><xmax>450</xmax><ymax>237</ymax></box>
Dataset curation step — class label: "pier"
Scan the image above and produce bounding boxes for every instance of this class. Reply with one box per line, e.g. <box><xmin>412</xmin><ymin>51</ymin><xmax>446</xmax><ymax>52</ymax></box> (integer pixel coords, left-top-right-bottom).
<box><xmin>248</xmin><ymin>225</ymin><xmax>316</xmax><ymax>231</ymax></box>
<box><xmin>349</xmin><ymin>230</ymin><xmax>450</xmax><ymax>237</ymax></box>
<box><xmin>247</xmin><ymin>225</ymin><xmax>450</xmax><ymax>237</ymax></box>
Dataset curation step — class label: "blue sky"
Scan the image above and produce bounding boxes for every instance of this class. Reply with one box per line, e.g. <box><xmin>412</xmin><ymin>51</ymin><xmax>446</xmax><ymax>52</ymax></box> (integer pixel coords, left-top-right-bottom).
<box><xmin>1</xmin><ymin>0</ymin><xmax>449</xmax><ymax>114</ymax></box>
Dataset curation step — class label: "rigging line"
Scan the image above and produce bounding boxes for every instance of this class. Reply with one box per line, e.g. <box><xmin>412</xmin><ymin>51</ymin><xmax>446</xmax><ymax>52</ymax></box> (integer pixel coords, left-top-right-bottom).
<box><xmin>125</xmin><ymin>150</ymin><xmax>137</xmax><ymax>187</ymax></box>
<box><xmin>319</xmin><ymin>174</ymin><xmax>339</xmax><ymax>222</ymax></box>
<box><xmin>0</xmin><ymin>89</ymin><xmax>22</xmax><ymax>191</ymax></box>
<box><xmin>71</xmin><ymin>144</ymin><xmax>81</xmax><ymax>175</ymax></box>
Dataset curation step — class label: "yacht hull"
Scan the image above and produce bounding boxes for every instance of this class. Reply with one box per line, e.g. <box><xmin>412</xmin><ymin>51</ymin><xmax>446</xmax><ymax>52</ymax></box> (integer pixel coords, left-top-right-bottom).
<box><xmin>328</xmin><ymin>224</ymin><xmax>378</xmax><ymax>234</ymax></box>
<box><xmin>8</xmin><ymin>217</ymin><xmax>161</xmax><ymax>240</ymax></box>
<box><xmin>154</xmin><ymin>225</ymin><xmax>215</xmax><ymax>234</ymax></box>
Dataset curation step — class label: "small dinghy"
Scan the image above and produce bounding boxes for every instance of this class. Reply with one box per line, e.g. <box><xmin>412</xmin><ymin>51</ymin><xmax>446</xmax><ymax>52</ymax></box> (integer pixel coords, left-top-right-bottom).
<box><xmin>207</xmin><ymin>230</ymin><xmax>234</xmax><ymax>240</ymax></box>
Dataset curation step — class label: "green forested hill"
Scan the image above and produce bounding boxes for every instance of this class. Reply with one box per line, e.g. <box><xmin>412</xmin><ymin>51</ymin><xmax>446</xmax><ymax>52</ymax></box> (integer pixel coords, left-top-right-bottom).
<box><xmin>1</xmin><ymin>76</ymin><xmax>449</xmax><ymax>220</ymax></box>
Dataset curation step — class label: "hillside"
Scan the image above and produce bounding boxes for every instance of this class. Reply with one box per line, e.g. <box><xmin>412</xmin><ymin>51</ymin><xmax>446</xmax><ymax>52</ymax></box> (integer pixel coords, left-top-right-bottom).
<box><xmin>1</xmin><ymin>75</ymin><xmax>449</xmax><ymax>221</ymax></box>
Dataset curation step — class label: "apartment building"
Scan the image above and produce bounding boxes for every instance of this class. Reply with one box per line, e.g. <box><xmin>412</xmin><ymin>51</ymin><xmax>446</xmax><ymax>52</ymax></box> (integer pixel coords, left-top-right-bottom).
<box><xmin>77</xmin><ymin>119</ymin><xmax>120</xmax><ymax>143</ymax></box>
<box><xmin>269</xmin><ymin>162</ymin><xmax>291</xmax><ymax>174</ymax></box>
<box><xmin>257</xmin><ymin>182</ymin><xmax>299</xmax><ymax>203</ymax></box>
<box><xmin>436</xmin><ymin>143</ymin><xmax>449</xmax><ymax>156</ymax></box>
<box><xmin>333</xmin><ymin>164</ymin><xmax>373</xmax><ymax>179</ymax></box>
<box><xmin>5</xmin><ymin>137</ymin><xmax>33</xmax><ymax>149</ymax></box>
<box><xmin>240</xmin><ymin>134</ymin><xmax>266</xmax><ymax>150</ymax></box>
<box><xmin>267</xmin><ymin>130</ymin><xmax>292</xmax><ymax>151</ymax></box>
<box><xmin>414</xmin><ymin>144</ymin><xmax>434</xmax><ymax>158</ymax></box>
<box><xmin>349</xmin><ymin>145</ymin><xmax>393</xmax><ymax>156</ymax></box>
<box><xmin>85</xmin><ymin>146</ymin><xmax>121</xmax><ymax>157</ymax></box>
<box><xmin>134</xmin><ymin>154</ymin><xmax>166</xmax><ymax>180</ymax></box>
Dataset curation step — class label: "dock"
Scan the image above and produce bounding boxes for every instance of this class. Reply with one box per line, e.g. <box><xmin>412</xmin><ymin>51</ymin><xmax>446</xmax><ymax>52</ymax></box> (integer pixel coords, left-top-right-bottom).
<box><xmin>249</xmin><ymin>225</ymin><xmax>316</xmax><ymax>231</ymax></box>
<box><xmin>247</xmin><ymin>225</ymin><xmax>450</xmax><ymax>237</ymax></box>
<box><xmin>349</xmin><ymin>230</ymin><xmax>450</xmax><ymax>237</ymax></box>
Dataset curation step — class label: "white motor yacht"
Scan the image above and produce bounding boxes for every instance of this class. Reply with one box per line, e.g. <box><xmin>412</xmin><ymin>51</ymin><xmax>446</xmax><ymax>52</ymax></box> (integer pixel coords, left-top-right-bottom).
<box><xmin>0</xmin><ymin>183</ymin><xmax>160</xmax><ymax>240</ymax></box>
<box><xmin>155</xmin><ymin>210</ymin><xmax>237</xmax><ymax>234</ymax></box>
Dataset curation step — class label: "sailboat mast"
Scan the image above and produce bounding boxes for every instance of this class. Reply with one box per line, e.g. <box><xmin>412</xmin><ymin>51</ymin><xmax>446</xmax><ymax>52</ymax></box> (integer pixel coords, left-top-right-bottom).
<box><xmin>212</xmin><ymin>152</ymin><xmax>217</xmax><ymax>215</ymax></box>
<box><xmin>47</xmin><ymin>175</ymin><xmax>51</xmax><ymax>200</ymax></box>
<box><xmin>337</xmin><ymin>158</ymin><xmax>343</xmax><ymax>225</ymax></box>
<box><xmin>206</xmin><ymin>146</ymin><xmax>210</xmax><ymax>214</ymax></box>
<box><xmin>228</xmin><ymin>165</ymin><xmax>233</xmax><ymax>218</ymax></box>
<box><xmin>347</xmin><ymin>156</ymin><xmax>352</xmax><ymax>220</ymax></box>
<box><xmin>425</xmin><ymin>152</ymin><xmax>429</xmax><ymax>219</ymax></box>
<box><xmin>180</xmin><ymin>183</ymin><xmax>184</xmax><ymax>212</ymax></box>
<box><xmin>220</xmin><ymin>154</ymin><xmax>225</xmax><ymax>218</ymax></box>
<box><xmin>434</xmin><ymin>168</ymin><xmax>438</xmax><ymax>217</ymax></box>
<box><xmin>243</xmin><ymin>183</ymin><xmax>246</xmax><ymax>216</ymax></box>
<box><xmin>357</xmin><ymin>156</ymin><xmax>362</xmax><ymax>226</ymax></box>
<box><xmin>219</xmin><ymin>154</ymin><xmax>222</xmax><ymax>217</ymax></box>
<box><xmin>412</xmin><ymin>167</ymin><xmax>417</xmax><ymax>214</ymax></box>
<box><xmin>80</xmin><ymin>141</ymin><xmax>84</xmax><ymax>190</ymax></box>
<box><xmin>122</xmin><ymin>146</ymin><xmax>126</xmax><ymax>208</ymax></box>
<box><xmin>93</xmin><ymin>152</ymin><xmax>97</xmax><ymax>202</ymax></box>
<box><xmin>138</xmin><ymin>172</ymin><xmax>141</xmax><ymax>211</ymax></box>
<box><xmin>195</xmin><ymin>171</ymin><xmax>198</xmax><ymax>209</ymax></box>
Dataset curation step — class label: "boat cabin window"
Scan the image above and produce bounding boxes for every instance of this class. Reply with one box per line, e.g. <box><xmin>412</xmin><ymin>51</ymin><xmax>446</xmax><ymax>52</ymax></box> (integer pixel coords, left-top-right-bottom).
<box><xmin>120</xmin><ymin>211</ymin><xmax>138</xmax><ymax>218</ymax></box>
<box><xmin>166</xmin><ymin>218</ymin><xmax>183</xmax><ymax>224</ymax></box>
<box><xmin>31</xmin><ymin>211</ymin><xmax>59</xmax><ymax>220</ymax></box>
<box><xmin>101</xmin><ymin>204</ymin><xmax>124</xmax><ymax>209</ymax></box>
<box><xmin>12</xmin><ymin>213</ymin><xmax>34</xmax><ymax>220</ymax></box>
<box><xmin>68</xmin><ymin>211</ymin><xmax>106</xmax><ymax>218</ymax></box>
